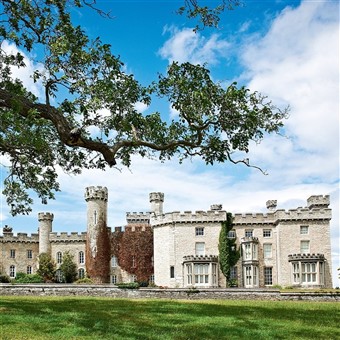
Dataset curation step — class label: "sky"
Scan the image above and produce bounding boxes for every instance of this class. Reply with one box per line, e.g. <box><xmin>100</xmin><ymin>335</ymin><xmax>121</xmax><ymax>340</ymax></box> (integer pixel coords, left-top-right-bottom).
<box><xmin>0</xmin><ymin>0</ymin><xmax>339</xmax><ymax>286</ymax></box>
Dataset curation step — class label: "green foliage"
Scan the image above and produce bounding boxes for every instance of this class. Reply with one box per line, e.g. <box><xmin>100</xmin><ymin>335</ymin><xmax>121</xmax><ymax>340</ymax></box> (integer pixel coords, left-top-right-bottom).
<box><xmin>0</xmin><ymin>0</ymin><xmax>288</xmax><ymax>215</ymax></box>
<box><xmin>59</xmin><ymin>251</ymin><xmax>78</xmax><ymax>283</ymax></box>
<box><xmin>218</xmin><ymin>213</ymin><xmax>240</xmax><ymax>285</ymax></box>
<box><xmin>75</xmin><ymin>277</ymin><xmax>93</xmax><ymax>285</ymax></box>
<box><xmin>177</xmin><ymin>0</ymin><xmax>242</xmax><ymax>31</ymax></box>
<box><xmin>37</xmin><ymin>253</ymin><xmax>56</xmax><ymax>282</ymax></box>
<box><xmin>116</xmin><ymin>282</ymin><xmax>140</xmax><ymax>289</ymax></box>
<box><xmin>0</xmin><ymin>273</ymin><xmax>11</xmax><ymax>283</ymax></box>
<box><xmin>15</xmin><ymin>273</ymin><xmax>44</xmax><ymax>283</ymax></box>
<box><xmin>1</xmin><ymin>297</ymin><xmax>339</xmax><ymax>339</ymax></box>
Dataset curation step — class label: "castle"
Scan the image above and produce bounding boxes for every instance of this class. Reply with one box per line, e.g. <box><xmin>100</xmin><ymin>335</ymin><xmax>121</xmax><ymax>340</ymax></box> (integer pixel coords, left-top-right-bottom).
<box><xmin>0</xmin><ymin>186</ymin><xmax>333</xmax><ymax>288</ymax></box>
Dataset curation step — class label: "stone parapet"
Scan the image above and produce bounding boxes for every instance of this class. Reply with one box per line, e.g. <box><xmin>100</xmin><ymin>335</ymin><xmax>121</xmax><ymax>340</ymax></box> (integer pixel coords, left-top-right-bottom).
<box><xmin>38</xmin><ymin>212</ymin><xmax>54</xmax><ymax>221</ymax></box>
<box><xmin>49</xmin><ymin>232</ymin><xmax>86</xmax><ymax>242</ymax></box>
<box><xmin>126</xmin><ymin>212</ymin><xmax>150</xmax><ymax>224</ymax></box>
<box><xmin>183</xmin><ymin>255</ymin><xmax>218</xmax><ymax>263</ymax></box>
<box><xmin>84</xmin><ymin>186</ymin><xmax>108</xmax><ymax>202</ymax></box>
<box><xmin>151</xmin><ymin>210</ymin><xmax>227</xmax><ymax>226</ymax></box>
<box><xmin>307</xmin><ymin>195</ymin><xmax>330</xmax><ymax>209</ymax></box>
<box><xmin>288</xmin><ymin>253</ymin><xmax>325</xmax><ymax>261</ymax></box>
<box><xmin>0</xmin><ymin>233</ymin><xmax>39</xmax><ymax>243</ymax></box>
<box><xmin>233</xmin><ymin>207</ymin><xmax>331</xmax><ymax>225</ymax></box>
<box><xmin>1</xmin><ymin>285</ymin><xmax>339</xmax><ymax>301</ymax></box>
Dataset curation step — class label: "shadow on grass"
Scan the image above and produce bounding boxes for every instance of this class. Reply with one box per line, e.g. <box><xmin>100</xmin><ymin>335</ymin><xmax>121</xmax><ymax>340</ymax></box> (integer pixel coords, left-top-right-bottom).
<box><xmin>1</xmin><ymin>297</ymin><xmax>339</xmax><ymax>339</ymax></box>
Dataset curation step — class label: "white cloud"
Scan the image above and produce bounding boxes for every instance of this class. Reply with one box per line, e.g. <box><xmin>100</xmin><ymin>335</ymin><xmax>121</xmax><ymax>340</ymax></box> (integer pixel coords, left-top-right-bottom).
<box><xmin>159</xmin><ymin>26</ymin><xmax>230</xmax><ymax>65</ymax></box>
<box><xmin>2</xmin><ymin>41</ymin><xmax>45</xmax><ymax>98</ymax></box>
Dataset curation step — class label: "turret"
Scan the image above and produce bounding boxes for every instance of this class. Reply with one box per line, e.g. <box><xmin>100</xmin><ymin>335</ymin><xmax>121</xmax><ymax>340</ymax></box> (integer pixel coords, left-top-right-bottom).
<box><xmin>149</xmin><ymin>192</ymin><xmax>164</xmax><ymax>215</ymax></box>
<box><xmin>38</xmin><ymin>212</ymin><xmax>54</xmax><ymax>254</ymax></box>
<box><xmin>307</xmin><ymin>195</ymin><xmax>330</xmax><ymax>209</ymax></box>
<box><xmin>84</xmin><ymin>186</ymin><xmax>111</xmax><ymax>283</ymax></box>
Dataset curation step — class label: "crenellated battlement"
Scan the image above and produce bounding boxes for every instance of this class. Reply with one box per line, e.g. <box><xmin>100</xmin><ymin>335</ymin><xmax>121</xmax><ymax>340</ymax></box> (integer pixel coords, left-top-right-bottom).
<box><xmin>288</xmin><ymin>253</ymin><xmax>325</xmax><ymax>261</ymax></box>
<box><xmin>307</xmin><ymin>195</ymin><xmax>330</xmax><ymax>209</ymax></box>
<box><xmin>126</xmin><ymin>212</ymin><xmax>150</xmax><ymax>224</ymax></box>
<box><xmin>49</xmin><ymin>232</ymin><xmax>86</xmax><ymax>242</ymax></box>
<box><xmin>233</xmin><ymin>206</ymin><xmax>331</xmax><ymax>225</ymax></box>
<box><xmin>84</xmin><ymin>186</ymin><xmax>108</xmax><ymax>202</ymax></box>
<box><xmin>183</xmin><ymin>255</ymin><xmax>219</xmax><ymax>262</ymax></box>
<box><xmin>0</xmin><ymin>233</ymin><xmax>39</xmax><ymax>243</ymax></box>
<box><xmin>151</xmin><ymin>209</ymin><xmax>227</xmax><ymax>226</ymax></box>
<box><xmin>38</xmin><ymin>212</ymin><xmax>54</xmax><ymax>221</ymax></box>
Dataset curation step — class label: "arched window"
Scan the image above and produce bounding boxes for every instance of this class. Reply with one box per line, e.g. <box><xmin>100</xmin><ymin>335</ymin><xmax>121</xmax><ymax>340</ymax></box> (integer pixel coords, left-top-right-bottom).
<box><xmin>78</xmin><ymin>268</ymin><xmax>85</xmax><ymax>279</ymax></box>
<box><xmin>55</xmin><ymin>269</ymin><xmax>63</xmax><ymax>283</ymax></box>
<box><xmin>111</xmin><ymin>256</ymin><xmax>118</xmax><ymax>268</ymax></box>
<box><xmin>56</xmin><ymin>252</ymin><xmax>62</xmax><ymax>264</ymax></box>
<box><xmin>79</xmin><ymin>251</ymin><xmax>84</xmax><ymax>264</ymax></box>
<box><xmin>9</xmin><ymin>265</ymin><xmax>16</xmax><ymax>278</ymax></box>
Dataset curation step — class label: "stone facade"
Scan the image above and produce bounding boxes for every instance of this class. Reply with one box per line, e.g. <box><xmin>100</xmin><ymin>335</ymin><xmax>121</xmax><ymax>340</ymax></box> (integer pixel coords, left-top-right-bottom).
<box><xmin>0</xmin><ymin>188</ymin><xmax>333</xmax><ymax>289</ymax></box>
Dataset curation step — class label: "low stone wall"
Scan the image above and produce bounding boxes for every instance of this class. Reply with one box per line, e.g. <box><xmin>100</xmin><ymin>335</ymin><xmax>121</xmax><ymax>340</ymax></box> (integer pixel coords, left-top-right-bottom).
<box><xmin>1</xmin><ymin>284</ymin><xmax>339</xmax><ymax>301</ymax></box>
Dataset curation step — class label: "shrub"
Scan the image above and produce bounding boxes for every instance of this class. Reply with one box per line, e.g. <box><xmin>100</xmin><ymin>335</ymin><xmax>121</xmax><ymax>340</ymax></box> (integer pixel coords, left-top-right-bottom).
<box><xmin>75</xmin><ymin>277</ymin><xmax>94</xmax><ymax>284</ymax></box>
<box><xmin>0</xmin><ymin>274</ymin><xmax>11</xmax><ymax>283</ymax></box>
<box><xmin>116</xmin><ymin>282</ymin><xmax>140</xmax><ymax>289</ymax></box>
<box><xmin>15</xmin><ymin>274</ymin><xmax>43</xmax><ymax>283</ymax></box>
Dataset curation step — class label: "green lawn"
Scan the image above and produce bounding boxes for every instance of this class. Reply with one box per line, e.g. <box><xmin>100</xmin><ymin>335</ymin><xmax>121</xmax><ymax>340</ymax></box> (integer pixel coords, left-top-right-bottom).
<box><xmin>0</xmin><ymin>296</ymin><xmax>339</xmax><ymax>339</ymax></box>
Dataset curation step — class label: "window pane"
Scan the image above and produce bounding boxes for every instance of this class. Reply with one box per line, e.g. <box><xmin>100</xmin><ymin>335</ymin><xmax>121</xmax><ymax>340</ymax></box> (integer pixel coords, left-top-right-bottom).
<box><xmin>195</xmin><ymin>242</ymin><xmax>205</xmax><ymax>256</ymax></box>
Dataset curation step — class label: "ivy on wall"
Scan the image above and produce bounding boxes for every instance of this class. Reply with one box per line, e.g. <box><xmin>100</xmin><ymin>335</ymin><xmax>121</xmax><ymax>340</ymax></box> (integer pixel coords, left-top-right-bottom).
<box><xmin>218</xmin><ymin>213</ymin><xmax>240</xmax><ymax>286</ymax></box>
<box><xmin>111</xmin><ymin>224</ymin><xmax>154</xmax><ymax>283</ymax></box>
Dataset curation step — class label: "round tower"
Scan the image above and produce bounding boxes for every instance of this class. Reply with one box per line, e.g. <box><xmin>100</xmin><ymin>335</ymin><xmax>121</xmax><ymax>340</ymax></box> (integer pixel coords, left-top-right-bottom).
<box><xmin>149</xmin><ymin>192</ymin><xmax>164</xmax><ymax>215</ymax></box>
<box><xmin>84</xmin><ymin>186</ymin><xmax>111</xmax><ymax>283</ymax></box>
<box><xmin>38</xmin><ymin>212</ymin><xmax>54</xmax><ymax>254</ymax></box>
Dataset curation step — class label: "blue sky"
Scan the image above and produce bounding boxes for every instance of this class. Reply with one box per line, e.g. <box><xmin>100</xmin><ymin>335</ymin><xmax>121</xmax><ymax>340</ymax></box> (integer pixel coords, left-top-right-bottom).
<box><xmin>0</xmin><ymin>0</ymin><xmax>339</xmax><ymax>286</ymax></box>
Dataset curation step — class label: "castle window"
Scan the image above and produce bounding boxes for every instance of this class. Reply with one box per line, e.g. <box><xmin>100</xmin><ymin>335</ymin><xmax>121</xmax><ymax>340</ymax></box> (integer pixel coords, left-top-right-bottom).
<box><xmin>212</xmin><ymin>263</ymin><xmax>217</xmax><ymax>285</ymax></box>
<box><xmin>263</xmin><ymin>229</ymin><xmax>272</xmax><ymax>238</ymax></box>
<box><xmin>244</xmin><ymin>265</ymin><xmax>259</xmax><ymax>287</ymax></box>
<box><xmin>27</xmin><ymin>266</ymin><xmax>32</xmax><ymax>275</ymax></box>
<box><xmin>195</xmin><ymin>242</ymin><xmax>205</xmax><ymax>256</ymax></box>
<box><xmin>195</xmin><ymin>227</ymin><xmax>204</xmax><ymax>236</ymax></box>
<box><xmin>300</xmin><ymin>226</ymin><xmax>309</xmax><ymax>235</ymax></box>
<box><xmin>56</xmin><ymin>252</ymin><xmax>62</xmax><ymax>264</ymax></box>
<box><xmin>149</xmin><ymin>275</ymin><xmax>155</xmax><ymax>284</ymax></box>
<box><xmin>94</xmin><ymin>210</ymin><xmax>98</xmax><ymax>225</ymax></box>
<box><xmin>252</xmin><ymin>243</ymin><xmax>258</xmax><ymax>260</ymax></box>
<box><xmin>264</xmin><ymin>267</ymin><xmax>273</xmax><ymax>285</ymax></box>
<box><xmin>300</xmin><ymin>241</ymin><xmax>310</xmax><ymax>254</ymax></box>
<box><xmin>186</xmin><ymin>264</ymin><xmax>193</xmax><ymax>284</ymax></box>
<box><xmin>245</xmin><ymin>229</ymin><xmax>253</xmax><ymax>237</ymax></box>
<box><xmin>111</xmin><ymin>256</ymin><xmax>118</xmax><ymax>268</ymax></box>
<box><xmin>228</xmin><ymin>230</ymin><xmax>236</xmax><ymax>238</ymax></box>
<box><xmin>78</xmin><ymin>268</ymin><xmax>85</xmax><ymax>279</ymax></box>
<box><xmin>230</xmin><ymin>266</ymin><xmax>238</xmax><ymax>280</ymax></box>
<box><xmin>27</xmin><ymin>250</ymin><xmax>32</xmax><ymax>259</ymax></box>
<box><xmin>244</xmin><ymin>244</ymin><xmax>251</xmax><ymax>260</ymax></box>
<box><xmin>194</xmin><ymin>264</ymin><xmax>209</xmax><ymax>284</ymax></box>
<box><xmin>9</xmin><ymin>265</ymin><xmax>15</xmax><ymax>278</ymax></box>
<box><xmin>170</xmin><ymin>266</ymin><xmax>175</xmax><ymax>278</ymax></box>
<box><xmin>301</xmin><ymin>263</ymin><xmax>317</xmax><ymax>283</ymax></box>
<box><xmin>10</xmin><ymin>249</ymin><xmax>15</xmax><ymax>258</ymax></box>
<box><xmin>111</xmin><ymin>275</ymin><xmax>117</xmax><ymax>284</ymax></box>
<box><xmin>263</xmin><ymin>244</ymin><xmax>272</xmax><ymax>258</ymax></box>
<box><xmin>292</xmin><ymin>263</ymin><xmax>300</xmax><ymax>283</ymax></box>
<box><xmin>79</xmin><ymin>251</ymin><xmax>84</xmax><ymax>264</ymax></box>
<box><xmin>55</xmin><ymin>269</ymin><xmax>62</xmax><ymax>283</ymax></box>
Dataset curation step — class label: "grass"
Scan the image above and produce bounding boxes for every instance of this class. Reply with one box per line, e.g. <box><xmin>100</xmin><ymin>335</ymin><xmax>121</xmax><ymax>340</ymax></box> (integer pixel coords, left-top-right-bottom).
<box><xmin>0</xmin><ymin>296</ymin><xmax>339</xmax><ymax>339</ymax></box>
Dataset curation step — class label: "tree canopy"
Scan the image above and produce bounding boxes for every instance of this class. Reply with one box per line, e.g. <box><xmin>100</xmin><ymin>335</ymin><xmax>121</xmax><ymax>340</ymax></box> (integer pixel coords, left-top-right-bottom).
<box><xmin>0</xmin><ymin>0</ymin><xmax>288</xmax><ymax>215</ymax></box>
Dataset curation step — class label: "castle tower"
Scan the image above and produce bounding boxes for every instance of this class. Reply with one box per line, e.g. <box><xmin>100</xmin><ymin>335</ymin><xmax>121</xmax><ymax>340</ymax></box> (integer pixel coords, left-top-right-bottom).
<box><xmin>149</xmin><ymin>192</ymin><xmax>164</xmax><ymax>215</ymax></box>
<box><xmin>38</xmin><ymin>212</ymin><xmax>54</xmax><ymax>254</ymax></box>
<box><xmin>84</xmin><ymin>186</ymin><xmax>111</xmax><ymax>283</ymax></box>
